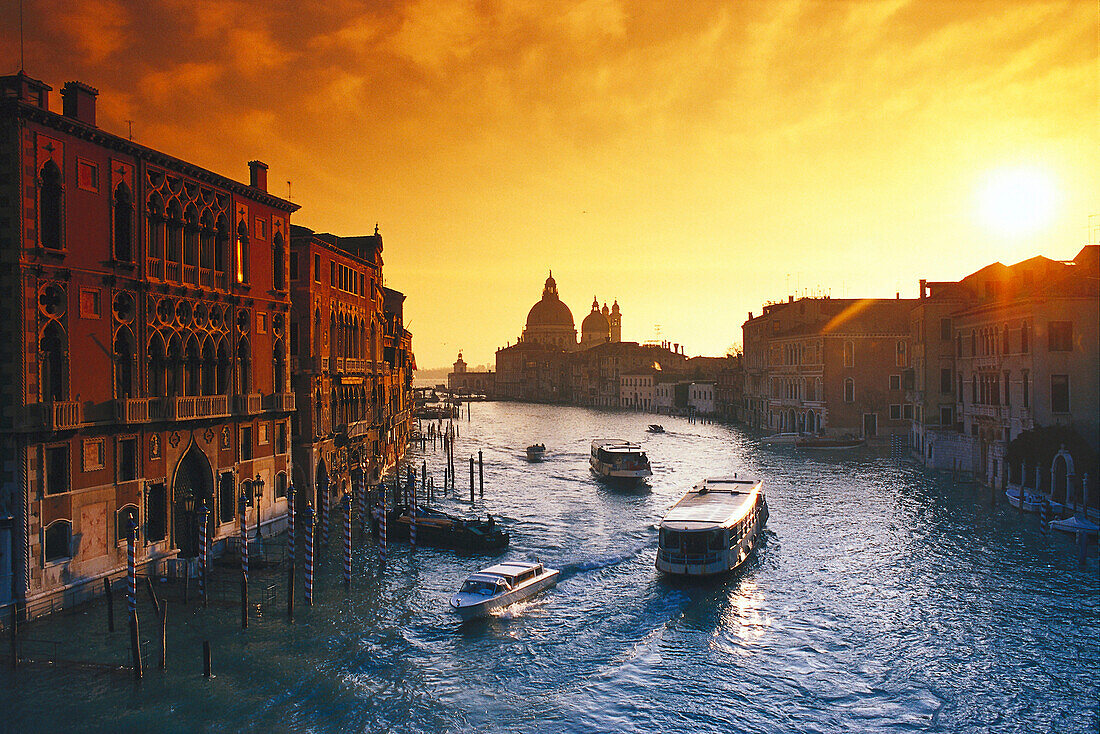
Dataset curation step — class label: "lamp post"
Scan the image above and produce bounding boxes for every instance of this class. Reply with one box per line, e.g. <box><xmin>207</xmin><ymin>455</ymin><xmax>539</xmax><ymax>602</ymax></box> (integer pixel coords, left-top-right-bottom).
<box><xmin>252</xmin><ymin>474</ymin><xmax>265</xmax><ymax>543</ymax></box>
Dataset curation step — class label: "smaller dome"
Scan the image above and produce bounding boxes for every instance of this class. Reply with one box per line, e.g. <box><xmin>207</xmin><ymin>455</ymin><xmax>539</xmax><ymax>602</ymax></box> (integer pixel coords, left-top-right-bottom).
<box><xmin>581</xmin><ymin>298</ymin><xmax>610</xmax><ymax>337</ymax></box>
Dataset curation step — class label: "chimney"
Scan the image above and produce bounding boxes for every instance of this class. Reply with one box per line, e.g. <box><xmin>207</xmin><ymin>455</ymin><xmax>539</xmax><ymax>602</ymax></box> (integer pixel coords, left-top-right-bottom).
<box><xmin>788</xmin><ymin>295</ymin><xmax>794</xmax><ymax>303</ymax></box>
<box><xmin>748</xmin><ymin>311</ymin><xmax>753</xmax><ymax>320</ymax></box>
<box><xmin>919</xmin><ymin>279</ymin><xmax>927</xmax><ymax>299</ymax></box>
<box><xmin>896</xmin><ymin>292</ymin><xmax>900</xmax><ymax>299</ymax></box>
<box><xmin>248</xmin><ymin>160</ymin><xmax>269</xmax><ymax>192</ymax></box>
<box><xmin>61</xmin><ymin>81</ymin><xmax>98</xmax><ymax>126</ymax></box>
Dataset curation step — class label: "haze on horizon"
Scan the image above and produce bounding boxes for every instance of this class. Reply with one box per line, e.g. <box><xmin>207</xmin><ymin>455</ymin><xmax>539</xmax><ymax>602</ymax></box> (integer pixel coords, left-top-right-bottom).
<box><xmin>4</xmin><ymin>0</ymin><xmax>1095</xmax><ymax>369</ymax></box>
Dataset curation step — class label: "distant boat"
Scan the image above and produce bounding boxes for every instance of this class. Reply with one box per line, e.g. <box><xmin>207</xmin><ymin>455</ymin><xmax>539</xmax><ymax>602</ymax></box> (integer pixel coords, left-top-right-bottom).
<box><xmin>657</xmin><ymin>477</ymin><xmax>768</xmax><ymax>577</ymax></box>
<box><xmin>761</xmin><ymin>432</ymin><xmax>803</xmax><ymax>445</ymax></box>
<box><xmin>450</xmin><ymin>561</ymin><xmax>560</xmax><ymax>621</ymax></box>
<box><xmin>647</xmin><ymin>424</ymin><xmax>665</xmax><ymax>433</ymax></box>
<box><xmin>526</xmin><ymin>444</ymin><xmax>546</xmax><ymax>461</ymax></box>
<box><xmin>795</xmin><ymin>435</ymin><xmax>864</xmax><ymax>450</ymax></box>
<box><xmin>590</xmin><ymin>439</ymin><xmax>652</xmax><ymax>486</ymax></box>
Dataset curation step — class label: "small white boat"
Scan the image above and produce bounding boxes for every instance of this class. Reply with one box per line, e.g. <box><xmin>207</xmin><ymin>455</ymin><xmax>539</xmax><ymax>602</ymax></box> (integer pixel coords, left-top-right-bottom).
<box><xmin>647</xmin><ymin>424</ymin><xmax>665</xmax><ymax>434</ymax></box>
<box><xmin>590</xmin><ymin>439</ymin><xmax>652</xmax><ymax>486</ymax></box>
<box><xmin>450</xmin><ymin>561</ymin><xmax>560</xmax><ymax>621</ymax></box>
<box><xmin>1005</xmin><ymin>487</ymin><xmax>1043</xmax><ymax>513</ymax></box>
<box><xmin>760</xmin><ymin>432</ymin><xmax>803</xmax><ymax>445</ymax></box>
<box><xmin>526</xmin><ymin>444</ymin><xmax>546</xmax><ymax>461</ymax></box>
<box><xmin>1049</xmin><ymin>515</ymin><xmax>1099</xmax><ymax>535</ymax></box>
<box><xmin>795</xmin><ymin>435</ymin><xmax>864</xmax><ymax>450</ymax></box>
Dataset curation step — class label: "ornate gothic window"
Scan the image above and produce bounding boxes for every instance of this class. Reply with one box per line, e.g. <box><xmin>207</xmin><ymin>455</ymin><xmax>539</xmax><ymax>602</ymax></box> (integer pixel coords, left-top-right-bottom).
<box><xmin>113</xmin><ymin>183</ymin><xmax>133</xmax><ymax>262</ymax></box>
<box><xmin>39</xmin><ymin>161</ymin><xmax>63</xmax><ymax>250</ymax></box>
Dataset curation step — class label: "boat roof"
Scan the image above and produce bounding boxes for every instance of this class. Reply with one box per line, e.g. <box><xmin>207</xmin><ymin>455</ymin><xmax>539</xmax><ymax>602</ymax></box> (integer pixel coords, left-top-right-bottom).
<box><xmin>661</xmin><ymin>477</ymin><xmax>762</xmax><ymax>530</ymax></box>
<box><xmin>592</xmin><ymin>439</ymin><xmax>644</xmax><ymax>452</ymax></box>
<box><xmin>468</xmin><ymin>561</ymin><xmax>542</xmax><ymax>581</ymax></box>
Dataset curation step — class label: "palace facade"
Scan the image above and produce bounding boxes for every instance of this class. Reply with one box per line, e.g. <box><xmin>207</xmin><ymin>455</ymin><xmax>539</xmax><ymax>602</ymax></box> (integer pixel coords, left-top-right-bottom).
<box><xmin>0</xmin><ymin>73</ymin><xmax>298</xmax><ymax>616</ymax></box>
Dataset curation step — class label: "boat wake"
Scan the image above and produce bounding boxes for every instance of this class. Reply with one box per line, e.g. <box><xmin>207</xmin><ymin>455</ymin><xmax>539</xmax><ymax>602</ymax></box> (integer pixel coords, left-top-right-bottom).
<box><xmin>557</xmin><ymin>542</ymin><xmax>651</xmax><ymax>580</ymax></box>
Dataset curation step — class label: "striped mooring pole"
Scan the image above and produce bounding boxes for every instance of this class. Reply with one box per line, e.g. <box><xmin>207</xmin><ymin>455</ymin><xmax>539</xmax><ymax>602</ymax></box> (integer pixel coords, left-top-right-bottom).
<box><xmin>358</xmin><ymin>463</ymin><xmax>368</xmax><ymax>533</ymax></box>
<box><xmin>304</xmin><ymin>502</ymin><xmax>315</xmax><ymax>605</ymax></box>
<box><xmin>126</xmin><ymin>517</ymin><xmax>137</xmax><ymax>614</ymax></box>
<box><xmin>410</xmin><ymin>477</ymin><xmax>417</xmax><ymax>548</ymax></box>
<box><xmin>343</xmin><ymin>494</ymin><xmax>352</xmax><ymax>589</ymax></box>
<box><xmin>379</xmin><ymin>482</ymin><xmax>387</xmax><ymax>561</ymax></box>
<box><xmin>198</xmin><ymin>501</ymin><xmax>209</xmax><ymax>607</ymax></box>
<box><xmin>321</xmin><ymin>475</ymin><xmax>330</xmax><ymax>547</ymax></box>
<box><xmin>126</xmin><ymin>517</ymin><xmax>142</xmax><ymax>679</ymax></box>
<box><xmin>287</xmin><ymin>483</ymin><xmax>296</xmax><ymax>618</ymax></box>
<box><xmin>239</xmin><ymin>495</ymin><xmax>249</xmax><ymax>630</ymax></box>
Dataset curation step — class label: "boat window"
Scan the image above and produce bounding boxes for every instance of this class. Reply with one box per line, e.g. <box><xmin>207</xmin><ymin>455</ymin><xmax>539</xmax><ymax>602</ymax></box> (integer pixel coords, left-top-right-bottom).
<box><xmin>660</xmin><ymin>528</ymin><xmax>681</xmax><ymax>549</ymax></box>
<box><xmin>708</xmin><ymin>530</ymin><xmax>726</xmax><ymax>551</ymax></box>
<box><xmin>461</xmin><ymin>579</ymin><xmax>499</xmax><ymax>595</ymax></box>
<box><xmin>683</xmin><ymin>533</ymin><xmax>708</xmax><ymax>555</ymax></box>
<box><xmin>514</xmin><ymin>569</ymin><xmax>534</xmax><ymax>583</ymax></box>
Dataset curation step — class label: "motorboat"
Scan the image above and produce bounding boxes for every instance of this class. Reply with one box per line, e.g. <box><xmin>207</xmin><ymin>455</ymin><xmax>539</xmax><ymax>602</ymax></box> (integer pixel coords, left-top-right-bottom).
<box><xmin>1049</xmin><ymin>515</ymin><xmax>1099</xmax><ymax>536</ymax></box>
<box><xmin>795</xmin><ymin>435</ymin><xmax>864</xmax><ymax>450</ymax></box>
<box><xmin>657</xmin><ymin>477</ymin><xmax>767</xmax><ymax>577</ymax></box>
<box><xmin>526</xmin><ymin>444</ymin><xmax>546</xmax><ymax>461</ymax></box>
<box><xmin>449</xmin><ymin>561</ymin><xmax>560</xmax><ymax>621</ymax></box>
<box><xmin>1005</xmin><ymin>487</ymin><xmax>1043</xmax><ymax>513</ymax></box>
<box><xmin>590</xmin><ymin>439</ymin><xmax>652</xmax><ymax>486</ymax></box>
<box><xmin>373</xmin><ymin>504</ymin><xmax>509</xmax><ymax>552</ymax></box>
<box><xmin>647</xmin><ymin>424</ymin><xmax>665</xmax><ymax>434</ymax></box>
<box><xmin>760</xmin><ymin>432</ymin><xmax>803</xmax><ymax>445</ymax></box>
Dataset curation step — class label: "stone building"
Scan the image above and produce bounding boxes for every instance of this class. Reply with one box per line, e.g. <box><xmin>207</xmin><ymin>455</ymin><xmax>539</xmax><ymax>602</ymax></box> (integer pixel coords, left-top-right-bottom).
<box><xmin>742</xmin><ymin>296</ymin><xmax>916</xmax><ymax>439</ymax></box>
<box><xmin>0</xmin><ymin>73</ymin><xmax>297</xmax><ymax>617</ymax></box>
<box><xmin>923</xmin><ymin>246</ymin><xmax>1099</xmax><ymax>486</ymax></box>
<box><xmin>447</xmin><ymin>352</ymin><xmax>494</xmax><ymax>395</ymax></box>
<box><xmin>288</xmin><ymin>225</ymin><xmax>388</xmax><ymax>512</ymax></box>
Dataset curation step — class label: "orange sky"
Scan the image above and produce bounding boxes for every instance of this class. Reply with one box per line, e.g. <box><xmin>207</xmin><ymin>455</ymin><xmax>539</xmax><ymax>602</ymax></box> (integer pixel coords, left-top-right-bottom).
<box><xmin>4</xmin><ymin>0</ymin><xmax>1097</xmax><ymax>369</ymax></box>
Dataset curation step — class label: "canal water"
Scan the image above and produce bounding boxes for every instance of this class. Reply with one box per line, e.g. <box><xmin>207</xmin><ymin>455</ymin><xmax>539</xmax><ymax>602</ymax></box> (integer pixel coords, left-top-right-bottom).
<box><xmin>3</xmin><ymin>402</ymin><xmax>1098</xmax><ymax>733</ymax></box>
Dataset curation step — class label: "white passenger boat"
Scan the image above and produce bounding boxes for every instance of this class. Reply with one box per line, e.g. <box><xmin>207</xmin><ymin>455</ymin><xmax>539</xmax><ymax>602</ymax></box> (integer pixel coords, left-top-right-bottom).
<box><xmin>590</xmin><ymin>439</ymin><xmax>652</xmax><ymax>486</ymax></box>
<box><xmin>450</xmin><ymin>561</ymin><xmax>560</xmax><ymax>621</ymax></box>
<box><xmin>657</xmin><ymin>477</ymin><xmax>768</xmax><ymax>576</ymax></box>
<box><xmin>1005</xmin><ymin>487</ymin><xmax>1042</xmax><ymax>513</ymax></box>
<box><xmin>760</xmin><ymin>432</ymin><xmax>803</xmax><ymax>445</ymax></box>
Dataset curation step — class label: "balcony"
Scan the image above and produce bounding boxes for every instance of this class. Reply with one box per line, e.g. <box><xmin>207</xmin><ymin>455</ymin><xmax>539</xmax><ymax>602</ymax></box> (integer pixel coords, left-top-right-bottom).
<box><xmin>115</xmin><ymin>397</ymin><xmax>157</xmax><ymax>424</ymax></box>
<box><xmin>235</xmin><ymin>393</ymin><xmax>263</xmax><ymax>416</ymax></box>
<box><xmin>46</xmin><ymin>401</ymin><xmax>83</xmax><ymax>431</ymax></box>
<box><xmin>146</xmin><ymin>257</ymin><xmax>165</xmax><ymax>280</ymax></box>
<box><xmin>348</xmin><ymin>420</ymin><xmax>372</xmax><ymax>438</ymax></box>
<box><xmin>165</xmin><ymin>395</ymin><xmax>230</xmax><ymax>421</ymax></box>
<box><xmin>265</xmin><ymin>392</ymin><xmax>296</xmax><ymax>412</ymax></box>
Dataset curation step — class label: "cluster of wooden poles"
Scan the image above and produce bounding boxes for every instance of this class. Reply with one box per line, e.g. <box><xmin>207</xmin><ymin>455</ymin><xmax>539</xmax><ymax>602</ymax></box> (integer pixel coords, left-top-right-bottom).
<box><xmin>98</xmin><ymin>437</ymin><xmax>489</xmax><ymax>681</ymax></box>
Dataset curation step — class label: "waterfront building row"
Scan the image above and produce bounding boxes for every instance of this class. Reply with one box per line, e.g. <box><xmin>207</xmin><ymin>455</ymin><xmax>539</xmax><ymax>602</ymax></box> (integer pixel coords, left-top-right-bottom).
<box><xmin>0</xmin><ymin>73</ymin><xmax>415</xmax><ymax>619</ymax></box>
<box><xmin>741</xmin><ymin>245</ymin><xmax>1098</xmax><ymax>499</ymax></box>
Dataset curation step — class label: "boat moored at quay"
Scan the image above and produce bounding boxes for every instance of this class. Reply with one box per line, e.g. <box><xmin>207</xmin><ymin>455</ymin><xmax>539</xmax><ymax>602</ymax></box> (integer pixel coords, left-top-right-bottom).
<box><xmin>657</xmin><ymin>477</ymin><xmax>768</xmax><ymax>576</ymax></box>
<box><xmin>590</xmin><ymin>439</ymin><xmax>652</xmax><ymax>486</ymax></box>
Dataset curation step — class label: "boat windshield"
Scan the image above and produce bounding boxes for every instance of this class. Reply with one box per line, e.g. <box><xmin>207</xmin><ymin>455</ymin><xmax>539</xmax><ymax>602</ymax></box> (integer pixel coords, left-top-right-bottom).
<box><xmin>461</xmin><ymin>579</ymin><xmax>502</xmax><ymax>596</ymax></box>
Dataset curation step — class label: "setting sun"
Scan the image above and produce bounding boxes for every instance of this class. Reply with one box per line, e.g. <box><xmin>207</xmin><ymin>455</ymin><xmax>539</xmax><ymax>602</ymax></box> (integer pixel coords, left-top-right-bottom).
<box><xmin>976</xmin><ymin>166</ymin><xmax>1060</xmax><ymax>238</ymax></box>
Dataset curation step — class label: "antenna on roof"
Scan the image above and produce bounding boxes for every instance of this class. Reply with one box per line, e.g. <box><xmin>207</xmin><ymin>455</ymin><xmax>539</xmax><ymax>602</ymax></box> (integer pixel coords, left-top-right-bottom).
<box><xmin>287</xmin><ymin>181</ymin><xmax>292</xmax><ymax>200</ymax></box>
<box><xmin>126</xmin><ymin>120</ymin><xmax>134</xmax><ymax>141</ymax></box>
<box><xmin>19</xmin><ymin>0</ymin><xmax>25</xmax><ymax>71</ymax></box>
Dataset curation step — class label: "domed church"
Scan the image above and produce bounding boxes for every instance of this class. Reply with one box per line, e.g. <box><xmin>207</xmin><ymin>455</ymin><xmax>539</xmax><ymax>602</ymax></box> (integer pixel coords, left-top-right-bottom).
<box><xmin>519</xmin><ymin>272</ymin><xmax>620</xmax><ymax>351</ymax></box>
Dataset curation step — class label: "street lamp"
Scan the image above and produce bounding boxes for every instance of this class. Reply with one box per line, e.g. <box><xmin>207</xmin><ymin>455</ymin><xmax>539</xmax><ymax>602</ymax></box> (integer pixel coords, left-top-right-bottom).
<box><xmin>182</xmin><ymin>494</ymin><xmax>197</xmax><ymax>557</ymax></box>
<box><xmin>252</xmin><ymin>474</ymin><xmax>265</xmax><ymax>542</ymax></box>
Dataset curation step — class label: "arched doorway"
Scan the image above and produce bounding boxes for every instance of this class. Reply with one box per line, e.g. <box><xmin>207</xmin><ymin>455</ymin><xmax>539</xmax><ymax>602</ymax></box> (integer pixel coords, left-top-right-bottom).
<box><xmin>172</xmin><ymin>442</ymin><xmax>214</xmax><ymax>557</ymax></box>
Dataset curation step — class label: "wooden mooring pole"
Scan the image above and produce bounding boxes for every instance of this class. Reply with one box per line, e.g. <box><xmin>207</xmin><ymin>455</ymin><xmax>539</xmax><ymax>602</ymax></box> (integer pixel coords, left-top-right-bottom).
<box><xmin>478</xmin><ymin>450</ymin><xmax>484</xmax><ymax>498</ymax></box>
<box><xmin>104</xmin><ymin>577</ymin><xmax>115</xmax><ymax>633</ymax></box>
<box><xmin>470</xmin><ymin>456</ymin><xmax>475</xmax><ymax>505</ymax></box>
<box><xmin>9</xmin><ymin>604</ymin><xmax>18</xmax><ymax>669</ymax></box>
<box><xmin>203</xmin><ymin>640</ymin><xmax>212</xmax><ymax>678</ymax></box>
<box><xmin>287</xmin><ymin>484</ymin><xmax>296</xmax><ymax>620</ymax></box>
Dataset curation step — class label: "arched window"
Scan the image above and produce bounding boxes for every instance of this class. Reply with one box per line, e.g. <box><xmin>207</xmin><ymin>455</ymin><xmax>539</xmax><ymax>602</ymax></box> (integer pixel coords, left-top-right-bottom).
<box><xmin>113</xmin><ymin>183</ymin><xmax>133</xmax><ymax>262</ymax></box>
<box><xmin>214</xmin><ymin>216</ymin><xmax>229</xmax><ymax>275</ymax></box>
<box><xmin>44</xmin><ymin>520</ymin><xmax>71</xmax><ymax>562</ymax></box>
<box><xmin>114</xmin><ymin>328</ymin><xmax>135</xmax><ymax>399</ymax></box>
<box><xmin>165</xmin><ymin>334</ymin><xmax>182</xmax><ymax>397</ymax></box>
<box><xmin>199</xmin><ymin>212</ymin><xmax>215</xmax><ymax>273</ymax></box>
<box><xmin>166</xmin><ymin>201</ymin><xmax>183</xmax><ymax>281</ymax></box>
<box><xmin>201</xmin><ymin>339</ymin><xmax>217</xmax><ymax>395</ymax></box>
<box><xmin>216</xmin><ymin>339</ymin><xmax>232</xmax><ymax>395</ymax></box>
<box><xmin>116</xmin><ymin>504</ymin><xmax>139</xmax><ymax>543</ymax></box>
<box><xmin>40</xmin><ymin>322</ymin><xmax>67</xmax><ymax>402</ymax></box>
<box><xmin>273</xmin><ymin>339</ymin><xmax>286</xmax><ymax>394</ymax></box>
<box><xmin>183</xmin><ymin>206</ymin><xmax>199</xmax><ymax>282</ymax></box>
<box><xmin>146</xmin><ymin>194</ymin><xmax>165</xmax><ymax>278</ymax></box>
<box><xmin>331</xmin><ymin>388</ymin><xmax>338</xmax><ymax>432</ymax></box>
<box><xmin>184</xmin><ymin>336</ymin><xmax>201</xmax><ymax>396</ymax></box>
<box><xmin>843</xmin><ymin>341</ymin><xmax>854</xmax><ymax>368</ymax></box>
<box><xmin>147</xmin><ymin>333</ymin><xmax>166</xmax><ymax>398</ymax></box>
<box><xmin>275</xmin><ymin>472</ymin><xmax>287</xmax><ymax>500</ymax></box>
<box><xmin>236</xmin><ymin>221</ymin><xmax>249</xmax><ymax>284</ymax></box>
<box><xmin>843</xmin><ymin>378</ymin><xmax>855</xmax><ymax>403</ymax></box>
<box><xmin>272</xmin><ymin>233</ymin><xmax>285</xmax><ymax>291</ymax></box>
<box><xmin>329</xmin><ymin>313</ymin><xmax>337</xmax><ymax>363</ymax></box>
<box><xmin>236</xmin><ymin>338</ymin><xmax>251</xmax><ymax>394</ymax></box>
<box><xmin>39</xmin><ymin>161</ymin><xmax>63</xmax><ymax>250</ymax></box>
<box><xmin>315</xmin><ymin>388</ymin><xmax>323</xmax><ymax>433</ymax></box>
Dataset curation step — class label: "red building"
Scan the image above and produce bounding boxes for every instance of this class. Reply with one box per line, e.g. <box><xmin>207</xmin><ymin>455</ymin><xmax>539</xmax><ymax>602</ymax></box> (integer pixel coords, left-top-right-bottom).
<box><xmin>288</xmin><ymin>225</ymin><xmax>385</xmax><ymax>509</ymax></box>
<box><xmin>0</xmin><ymin>73</ymin><xmax>298</xmax><ymax>617</ymax></box>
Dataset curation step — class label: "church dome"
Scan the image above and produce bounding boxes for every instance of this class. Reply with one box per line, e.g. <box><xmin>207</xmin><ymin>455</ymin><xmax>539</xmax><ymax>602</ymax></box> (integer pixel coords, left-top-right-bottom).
<box><xmin>581</xmin><ymin>298</ymin><xmax>609</xmax><ymax>334</ymax></box>
<box><xmin>525</xmin><ymin>273</ymin><xmax>575</xmax><ymax>331</ymax></box>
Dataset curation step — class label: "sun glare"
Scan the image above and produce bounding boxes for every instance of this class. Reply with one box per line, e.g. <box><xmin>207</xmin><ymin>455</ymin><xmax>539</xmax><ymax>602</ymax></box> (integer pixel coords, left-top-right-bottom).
<box><xmin>976</xmin><ymin>166</ymin><xmax>1059</xmax><ymax>237</ymax></box>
